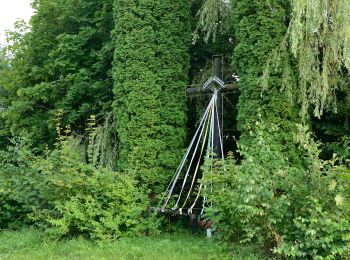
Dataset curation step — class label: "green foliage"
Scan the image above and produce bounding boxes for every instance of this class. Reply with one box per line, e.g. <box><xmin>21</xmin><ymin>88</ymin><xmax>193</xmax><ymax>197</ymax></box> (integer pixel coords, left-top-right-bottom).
<box><xmin>288</xmin><ymin>0</ymin><xmax>350</xmax><ymax>118</ymax></box>
<box><xmin>276</xmin><ymin>197</ymin><xmax>350</xmax><ymax>258</ymax></box>
<box><xmin>112</xmin><ymin>0</ymin><xmax>191</xmax><ymax>193</ymax></box>
<box><xmin>85</xmin><ymin>113</ymin><xmax>119</xmax><ymax>171</ymax></box>
<box><xmin>231</xmin><ymin>0</ymin><xmax>302</xmax><ymax>165</ymax></box>
<box><xmin>203</xmin><ymin>121</ymin><xmax>350</xmax><ymax>258</ymax></box>
<box><xmin>0</xmin><ymin>138</ymin><xmax>36</xmax><ymax>229</ymax></box>
<box><xmin>1</xmin><ymin>1</ymin><xmax>349</xmax><ymax>256</ymax></box>
<box><xmin>0</xmin><ymin>0</ymin><xmax>115</xmax><ymax>149</ymax></box>
<box><xmin>32</xmin><ymin>140</ymin><xmax>149</xmax><ymax>239</ymax></box>
<box><xmin>313</xmin><ymin>81</ymin><xmax>350</xmax><ymax>161</ymax></box>
<box><xmin>193</xmin><ymin>0</ymin><xmax>231</xmax><ymax>43</ymax></box>
<box><xmin>0</xmin><ymin>136</ymin><xmax>150</xmax><ymax>239</ymax></box>
<box><xmin>203</xmin><ymin>118</ymin><xmax>301</xmax><ymax>246</ymax></box>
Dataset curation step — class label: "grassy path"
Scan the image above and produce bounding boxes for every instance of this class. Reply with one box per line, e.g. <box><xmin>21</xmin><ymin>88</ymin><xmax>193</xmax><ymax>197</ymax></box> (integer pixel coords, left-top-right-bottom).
<box><xmin>0</xmin><ymin>229</ymin><xmax>266</xmax><ymax>259</ymax></box>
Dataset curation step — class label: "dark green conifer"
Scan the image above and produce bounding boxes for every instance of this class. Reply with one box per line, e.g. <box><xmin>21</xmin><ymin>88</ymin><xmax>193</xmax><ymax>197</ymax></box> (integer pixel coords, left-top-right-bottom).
<box><xmin>113</xmin><ymin>0</ymin><xmax>191</xmax><ymax>192</ymax></box>
<box><xmin>232</xmin><ymin>0</ymin><xmax>302</xmax><ymax>164</ymax></box>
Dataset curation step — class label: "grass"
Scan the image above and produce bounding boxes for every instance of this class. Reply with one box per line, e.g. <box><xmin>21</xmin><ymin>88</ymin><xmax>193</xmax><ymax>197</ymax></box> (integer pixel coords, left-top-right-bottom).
<box><xmin>0</xmin><ymin>229</ymin><xmax>266</xmax><ymax>260</ymax></box>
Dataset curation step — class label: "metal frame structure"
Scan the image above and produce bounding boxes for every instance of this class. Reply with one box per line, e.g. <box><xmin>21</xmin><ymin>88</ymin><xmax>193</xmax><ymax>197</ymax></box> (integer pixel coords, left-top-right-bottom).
<box><xmin>153</xmin><ymin>57</ymin><xmax>235</xmax><ymax>218</ymax></box>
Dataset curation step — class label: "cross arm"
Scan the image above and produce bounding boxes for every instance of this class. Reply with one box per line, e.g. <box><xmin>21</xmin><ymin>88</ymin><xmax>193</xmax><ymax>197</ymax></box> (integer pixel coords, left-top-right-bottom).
<box><xmin>186</xmin><ymin>83</ymin><xmax>239</xmax><ymax>95</ymax></box>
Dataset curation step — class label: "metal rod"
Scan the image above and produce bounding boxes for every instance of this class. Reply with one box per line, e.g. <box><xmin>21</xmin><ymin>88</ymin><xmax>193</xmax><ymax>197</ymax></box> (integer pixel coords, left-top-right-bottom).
<box><xmin>213</xmin><ymin>58</ymin><xmax>223</xmax><ymax>159</ymax></box>
<box><xmin>215</xmin><ymin>57</ymin><xmax>222</xmax><ymax>79</ymax></box>
<box><xmin>186</xmin><ymin>84</ymin><xmax>238</xmax><ymax>95</ymax></box>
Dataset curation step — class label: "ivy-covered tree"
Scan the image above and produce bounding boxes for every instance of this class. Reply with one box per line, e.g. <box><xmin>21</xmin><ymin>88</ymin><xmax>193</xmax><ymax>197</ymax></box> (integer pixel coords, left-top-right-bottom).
<box><xmin>231</xmin><ymin>0</ymin><xmax>303</xmax><ymax>165</ymax></box>
<box><xmin>113</xmin><ymin>0</ymin><xmax>191</xmax><ymax>193</ymax></box>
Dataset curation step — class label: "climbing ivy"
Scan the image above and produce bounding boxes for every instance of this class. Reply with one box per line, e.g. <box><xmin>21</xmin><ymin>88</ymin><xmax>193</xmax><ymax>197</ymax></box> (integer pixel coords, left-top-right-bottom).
<box><xmin>113</xmin><ymin>0</ymin><xmax>191</xmax><ymax>193</ymax></box>
<box><xmin>232</xmin><ymin>0</ymin><xmax>302</xmax><ymax>165</ymax></box>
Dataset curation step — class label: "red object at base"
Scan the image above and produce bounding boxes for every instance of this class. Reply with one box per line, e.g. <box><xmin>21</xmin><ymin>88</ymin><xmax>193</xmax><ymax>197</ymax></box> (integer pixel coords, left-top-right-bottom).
<box><xmin>199</xmin><ymin>219</ymin><xmax>213</xmax><ymax>229</ymax></box>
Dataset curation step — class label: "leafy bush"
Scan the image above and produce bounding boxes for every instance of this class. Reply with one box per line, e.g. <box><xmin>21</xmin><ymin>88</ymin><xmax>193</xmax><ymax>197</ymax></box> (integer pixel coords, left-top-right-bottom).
<box><xmin>0</xmin><ymin>137</ymin><xmax>151</xmax><ymax>239</ymax></box>
<box><xmin>276</xmin><ymin>197</ymin><xmax>350</xmax><ymax>258</ymax></box>
<box><xmin>203</xmin><ymin>151</ymin><xmax>294</xmax><ymax>249</ymax></box>
<box><xmin>0</xmin><ymin>138</ymin><xmax>36</xmax><ymax>229</ymax></box>
<box><xmin>203</xmin><ymin>123</ymin><xmax>350</xmax><ymax>258</ymax></box>
<box><xmin>31</xmin><ymin>140</ymin><xmax>149</xmax><ymax>239</ymax></box>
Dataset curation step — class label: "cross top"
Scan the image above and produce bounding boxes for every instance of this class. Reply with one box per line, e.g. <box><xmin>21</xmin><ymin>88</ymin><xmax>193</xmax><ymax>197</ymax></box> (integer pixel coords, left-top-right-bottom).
<box><xmin>202</xmin><ymin>56</ymin><xmax>225</xmax><ymax>92</ymax></box>
<box><xmin>203</xmin><ymin>76</ymin><xmax>225</xmax><ymax>92</ymax></box>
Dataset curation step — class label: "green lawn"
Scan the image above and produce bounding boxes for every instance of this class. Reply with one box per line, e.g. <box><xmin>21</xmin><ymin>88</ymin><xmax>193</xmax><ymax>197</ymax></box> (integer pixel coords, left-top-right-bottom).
<box><xmin>0</xmin><ymin>229</ymin><xmax>266</xmax><ymax>259</ymax></box>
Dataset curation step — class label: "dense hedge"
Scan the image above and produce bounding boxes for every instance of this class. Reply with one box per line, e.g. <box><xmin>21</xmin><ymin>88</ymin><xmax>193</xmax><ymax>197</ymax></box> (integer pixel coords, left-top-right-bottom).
<box><xmin>232</xmin><ymin>0</ymin><xmax>302</xmax><ymax>164</ymax></box>
<box><xmin>113</xmin><ymin>0</ymin><xmax>191</xmax><ymax>193</ymax></box>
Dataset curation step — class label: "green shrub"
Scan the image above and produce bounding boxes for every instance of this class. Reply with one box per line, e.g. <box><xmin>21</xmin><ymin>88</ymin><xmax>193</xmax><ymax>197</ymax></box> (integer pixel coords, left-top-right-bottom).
<box><xmin>275</xmin><ymin>197</ymin><xmax>350</xmax><ymax>259</ymax></box>
<box><xmin>0</xmin><ymin>137</ymin><xmax>152</xmax><ymax>239</ymax></box>
<box><xmin>203</xmin><ymin>151</ymin><xmax>293</xmax><ymax>248</ymax></box>
<box><xmin>203</xmin><ymin>123</ymin><xmax>350</xmax><ymax>258</ymax></box>
<box><xmin>0</xmin><ymin>138</ymin><xmax>36</xmax><ymax>229</ymax></box>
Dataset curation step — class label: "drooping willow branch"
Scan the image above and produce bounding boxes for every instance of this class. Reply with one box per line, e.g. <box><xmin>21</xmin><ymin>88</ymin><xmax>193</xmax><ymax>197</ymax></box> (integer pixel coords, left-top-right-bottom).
<box><xmin>193</xmin><ymin>0</ymin><xmax>231</xmax><ymax>43</ymax></box>
<box><xmin>290</xmin><ymin>0</ymin><xmax>350</xmax><ymax>118</ymax></box>
<box><xmin>262</xmin><ymin>0</ymin><xmax>350</xmax><ymax>118</ymax></box>
<box><xmin>264</xmin><ymin>0</ymin><xmax>350</xmax><ymax>118</ymax></box>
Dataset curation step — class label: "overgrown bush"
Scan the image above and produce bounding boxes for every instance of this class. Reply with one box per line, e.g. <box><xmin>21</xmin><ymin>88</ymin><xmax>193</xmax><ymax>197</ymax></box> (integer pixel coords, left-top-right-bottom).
<box><xmin>0</xmin><ymin>137</ymin><xmax>151</xmax><ymax>239</ymax></box>
<box><xmin>203</xmin><ymin>122</ymin><xmax>350</xmax><ymax>258</ymax></box>
<box><xmin>0</xmin><ymin>138</ymin><xmax>36</xmax><ymax>229</ymax></box>
<box><xmin>276</xmin><ymin>197</ymin><xmax>350</xmax><ymax>258</ymax></box>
